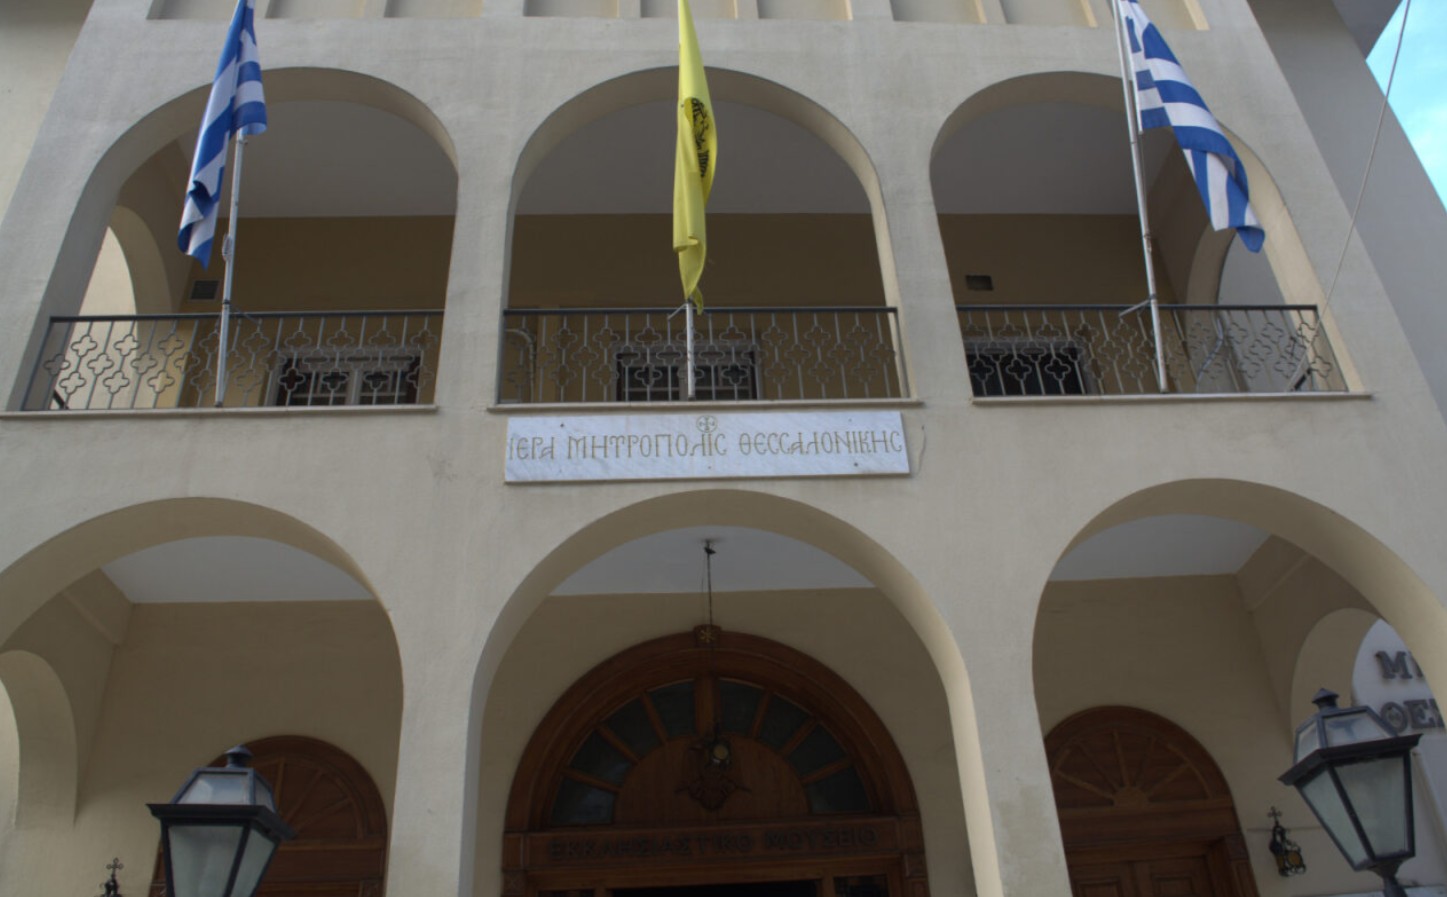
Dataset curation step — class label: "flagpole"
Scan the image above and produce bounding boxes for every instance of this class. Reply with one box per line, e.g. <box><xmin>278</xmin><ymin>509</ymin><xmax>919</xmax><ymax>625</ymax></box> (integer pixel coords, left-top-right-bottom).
<box><xmin>1111</xmin><ymin>0</ymin><xmax>1169</xmax><ymax>394</ymax></box>
<box><xmin>685</xmin><ymin>299</ymin><xmax>697</xmax><ymax>400</ymax></box>
<box><xmin>214</xmin><ymin>134</ymin><xmax>247</xmax><ymax>407</ymax></box>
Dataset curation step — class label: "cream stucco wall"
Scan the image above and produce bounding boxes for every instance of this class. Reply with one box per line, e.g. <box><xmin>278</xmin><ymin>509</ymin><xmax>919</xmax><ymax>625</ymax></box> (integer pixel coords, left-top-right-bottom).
<box><xmin>177</xmin><ymin>216</ymin><xmax>455</xmax><ymax>312</ymax></box>
<box><xmin>0</xmin><ymin>0</ymin><xmax>93</xmax><ymax>222</ymax></box>
<box><xmin>3</xmin><ymin>2</ymin><xmax>1447</xmax><ymax>897</ymax></box>
<box><xmin>937</xmin><ymin>214</ymin><xmax>1169</xmax><ymax>305</ymax></box>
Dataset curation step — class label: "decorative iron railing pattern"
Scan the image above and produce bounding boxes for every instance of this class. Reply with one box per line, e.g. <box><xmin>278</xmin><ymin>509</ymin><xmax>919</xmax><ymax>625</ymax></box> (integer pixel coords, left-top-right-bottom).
<box><xmin>956</xmin><ymin>304</ymin><xmax>1346</xmax><ymax>397</ymax></box>
<box><xmin>23</xmin><ymin>310</ymin><xmax>443</xmax><ymax>411</ymax></box>
<box><xmin>499</xmin><ymin>307</ymin><xmax>907</xmax><ymax>404</ymax></box>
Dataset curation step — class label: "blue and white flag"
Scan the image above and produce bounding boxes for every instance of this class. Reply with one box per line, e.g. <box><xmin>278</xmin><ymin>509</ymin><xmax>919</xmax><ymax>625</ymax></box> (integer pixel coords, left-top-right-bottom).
<box><xmin>1119</xmin><ymin>0</ymin><xmax>1263</xmax><ymax>252</ymax></box>
<box><xmin>178</xmin><ymin>0</ymin><xmax>267</xmax><ymax>266</ymax></box>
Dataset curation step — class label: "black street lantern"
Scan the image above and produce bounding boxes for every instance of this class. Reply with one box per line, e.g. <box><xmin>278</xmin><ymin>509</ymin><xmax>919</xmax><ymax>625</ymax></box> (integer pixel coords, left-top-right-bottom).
<box><xmin>1279</xmin><ymin>689</ymin><xmax>1421</xmax><ymax>897</ymax></box>
<box><xmin>148</xmin><ymin>746</ymin><xmax>296</xmax><ymax>897</ymax></box>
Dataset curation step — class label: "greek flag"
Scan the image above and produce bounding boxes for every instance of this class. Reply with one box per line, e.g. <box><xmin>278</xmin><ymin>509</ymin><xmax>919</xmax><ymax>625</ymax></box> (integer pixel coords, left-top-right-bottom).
<box><xmin>178</xmin><ymin>0</ymin><xmax>267</xmax><ymax>266</ymax></box>
<box><xmin>1119</xmin><ymin>0</ymin><xmax>1263</xmax><ymax>252</ymax></box>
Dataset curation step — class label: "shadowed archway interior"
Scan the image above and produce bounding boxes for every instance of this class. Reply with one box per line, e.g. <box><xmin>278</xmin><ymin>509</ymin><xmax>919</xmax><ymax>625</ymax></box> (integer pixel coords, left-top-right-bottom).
<box><xmin>504</xmin><ymin>629</ymin><xmax>928</xmax><ymax>897</ymax></box>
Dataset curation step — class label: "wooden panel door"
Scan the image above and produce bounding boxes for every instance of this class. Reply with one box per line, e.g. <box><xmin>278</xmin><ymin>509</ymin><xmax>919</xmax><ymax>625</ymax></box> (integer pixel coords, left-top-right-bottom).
<box><xmin>1069</xmin><ymin>861</ymin><xmax>1138</xmax><ymax>897</ymax></box>
<box><xmin>1136</xmin><ymin>856</ymin><xmax>1213</xmax><ymax>897</ymax></box>
<box><xmin>1069</xmin><ymin>856</ymin><xmax>1215</xmax><ymax>897</ymax></box>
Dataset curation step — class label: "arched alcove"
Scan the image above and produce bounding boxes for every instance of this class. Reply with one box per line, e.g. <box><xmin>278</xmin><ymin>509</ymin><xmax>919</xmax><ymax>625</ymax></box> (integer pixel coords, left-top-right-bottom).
<box><xmin>0</xmin><ymin>651</ymin><xmax>76</xmax><ymax>828</ymax></box>
<box><xmin>501</xmin><ymin>69</ymin><xmax>906</xmax><ymax>404</ymax></box>
<box><xmin>1031</xmin><ymin>479</ymin><xmax>1447</xmax><ymax>893</ymax></box>
<box><xmin>0</xmin><ymin>496</ymin><xmax>386</xmax><ymax>662</ymax></box>
<box><xmin>21</xmin><ymin>68</ymin><xmax>458</xmax><ymax>410</ymax></box>
<box><xmin>503</xmin><ymin>630</ymin><xmax>929</xmax><ymax>897</ymax></box>
<box><xmin>0</xmin><ymin>679</ymin><xmax>15</xmax><ymax>831</ymax></box>
<box><xmin>934</xmin><ymin>73</ymin><xmax>1345</xmax><ymax>396</ymax></box>
<box><xmin>1050</xmin><ymin>478</ymin><xmax>1447</xmax><ymax>689</ymax></box>
<box><xmin>466</xmin><ymin>494</ymin><xmax>988</xmax><ymax>897</ymax></box>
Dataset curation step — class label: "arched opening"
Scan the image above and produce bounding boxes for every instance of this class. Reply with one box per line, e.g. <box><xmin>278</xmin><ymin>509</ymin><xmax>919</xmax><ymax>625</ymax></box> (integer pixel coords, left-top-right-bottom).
<box><xmin>504</xmin><ymin>630</ymin><xmax>929</xmax><ymax>897</ymax></box>
<box><xmin>469</xmin><ymin>505</ymin><xmax>983</xmax><ymax>897</ymax></box>
<box><xmin>0</xmin><ymin>678</ymin><xmax>14</xmax><ymax>833</ymax></box>
<box><xmin>501</xmin><ymin>69</ymin><xmax>906</xmax><ymax>404</ymax></box>
<box><xmin>1044</xmin><ymin>707</ymin><xmax>1256</xmax><ymax>897</ymax></box>
<box><xmin>0</xmin><ymin>498</ymin><xmax>404</xmax><ymax>894</ymax></box>
<box><xmin>1032</xmin><ymin>479</ymin><xmax>1447</xmax><ymax>894</ymax></box>
<box><xmin>146</xmin><ymin>735</ymin><xmax>389</xmax><ymax>897</ymax></box>
<box><xmin>934</xmin><ymin>73</ymin><xmax>1345</xmax><ymax>396</ymax></box>
<box><xmin>0</xmin><ymin>651</ymin><xmax>76</xmax><ymax>829</ymax></box>
<box><xmin>79</xmin><ymin>223</ymin><xmax>139</xmax><ymax>317</ymax></box>
<box><xmin>23</xmin><ymin>68</ymin><xmax>457</xmax><ymax>411</ymax></box>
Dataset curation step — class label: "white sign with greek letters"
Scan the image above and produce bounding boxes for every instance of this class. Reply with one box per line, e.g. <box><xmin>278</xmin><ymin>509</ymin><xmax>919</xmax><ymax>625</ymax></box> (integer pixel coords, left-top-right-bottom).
<box><xmin>505</xmin><ymin>411</ymin><xmax>909</xmax><ymax>483</ymax></box>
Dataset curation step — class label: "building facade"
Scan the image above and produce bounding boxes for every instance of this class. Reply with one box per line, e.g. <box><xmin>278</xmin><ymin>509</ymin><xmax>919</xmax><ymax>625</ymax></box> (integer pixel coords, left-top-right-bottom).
<box><xmin>3</xmin><ymin>1</ymin><xmax>1447</xmax><ymax>896</ymax></box>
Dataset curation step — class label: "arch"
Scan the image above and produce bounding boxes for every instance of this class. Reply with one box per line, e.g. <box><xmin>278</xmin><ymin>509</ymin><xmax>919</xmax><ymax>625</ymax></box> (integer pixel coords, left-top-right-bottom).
<box><xmin>502</xmin><ymin>68</ymin><xmax>907</xmax><ymax>403</ymax></box>
<box><xmin>1047</xmin><ymin>479</ymin><xmax>1447</xmax><ymax>717</ymax></box>
<box><xmin>1044</xmin><ymin>706</ymin><xmax>1258</xmax><ymax>897</ymax></box>
<box><xmin>1293</xmin><ymin>607</ymin><xmax>1379</xmax><ymax>725</ymax></box>
<box><xmin>0</xmin><ymin>497</ymin><xmax>381</xmax><ymax>649</ymax></box>
<box><xmin>106</xmin><ymin>205</ymin><xmax>167</xmax><ymax>313</ymax></box>
<box><xmin>504</xmin><ymin>629</ymin><xmax>927</xmax><ymax>897</ymax></box>
<box><xmin>0</xmin><ymin>651</ymin><xmax>77</xmax><ymax>828</ymax></box>
<box><xmin>78</xmin><ymin>220</ymin><xmax>141</xmax><ymax>316</ymax></box>
<box><xmin>478</xmin><ymin>491</ymin><xmax>962</xmax><ymax>700</ymax></box>
<box><xmin>931</xmin><ymin>72</ymin><xmax>1332</xmax><ymax>322</ymax></box>
<box><xmin>147</xmin><ymin>735</ymin><xmax>388</xmax><ymax>897</ymax></box>
<box><xmin>14</xmin><ymin>68</ymin><xmax>458</xmax><ymax>406</ymax></box>
<box><xmin>511</xmin><ymin>68</ymin><xmax>881</xmax><ymax>226</ymax></box>
<box><xmin>465</xmin><ymin>490</ymin><xmax>993</xmax><ymax>897</ymax></box>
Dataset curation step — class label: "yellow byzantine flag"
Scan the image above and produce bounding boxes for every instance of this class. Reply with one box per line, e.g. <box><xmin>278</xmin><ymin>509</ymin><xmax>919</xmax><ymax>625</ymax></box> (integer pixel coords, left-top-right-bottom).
<box><xmin>673</xmin><ymin>0</ymin><xmax>716</xmax><ymax>313</ymax></box>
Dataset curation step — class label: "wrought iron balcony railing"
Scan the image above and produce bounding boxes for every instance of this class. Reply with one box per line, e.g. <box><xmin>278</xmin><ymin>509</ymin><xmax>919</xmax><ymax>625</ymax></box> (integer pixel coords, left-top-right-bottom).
<box><xmin>499</xmin><ymin>306</ymin><xmax>907</xmax><ymax>404</ymax></box>
<box><xmin>956</xmin><ymin>304</ymin><xmax>1346</xmax><ymax>397</ymax></box>
<box><xmin>23</xmin><ymin>310</ymin><xmax>443</xmax><ymax>411</ymax></box>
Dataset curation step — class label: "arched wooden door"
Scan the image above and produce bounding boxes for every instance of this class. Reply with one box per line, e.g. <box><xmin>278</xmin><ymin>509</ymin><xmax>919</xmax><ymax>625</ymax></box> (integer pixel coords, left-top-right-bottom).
<box><xmin>505</xmin><ymin>629</ymin><xmax>929</xmax><ymax>897</ymax></box>
<box><xmin>1044</xmin><ymin>708</ymin><xmax>1259</xmax><ymax>897</ymax></box>
<box><xmin>150</xmin><ymin>735</ymin><xmax>388</xmax><ymax>897</ymax></box>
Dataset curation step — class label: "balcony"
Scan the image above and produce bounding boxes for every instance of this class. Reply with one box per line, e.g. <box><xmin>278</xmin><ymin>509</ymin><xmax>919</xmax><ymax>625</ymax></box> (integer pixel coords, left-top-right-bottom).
<box><xmin>956</xmin><ymin>304</ymin><xmax>1346</xmax><ymax>397</ymax></box>
<box><xmin>23</xmin><ymin>310</ymin><xmax>442</xmax><ymax>411</ymax></box>
<box><xmin>499</xmin><ymin>307</ymin><xmax>906</xmax><ymax>404</ymax></box>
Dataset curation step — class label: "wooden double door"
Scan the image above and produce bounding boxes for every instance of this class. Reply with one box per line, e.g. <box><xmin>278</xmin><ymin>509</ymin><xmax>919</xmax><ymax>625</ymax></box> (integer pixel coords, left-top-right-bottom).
<box><xmin>1046</xmin><ymin>708</ymin><xmax>1260</xmax><ymax>897</ymax></box>
<box><xmin>1069</xmin><ymin>850</ymin><xmax>1218</xmax><ymax>897</ymax></box>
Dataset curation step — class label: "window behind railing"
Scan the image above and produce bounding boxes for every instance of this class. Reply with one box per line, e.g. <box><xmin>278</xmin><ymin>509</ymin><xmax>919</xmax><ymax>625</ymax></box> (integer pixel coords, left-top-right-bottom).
<box><xmin>499</xmin><ymin>307</ymin><xmax>906</xmax><ymax>404</ymax></box>
<box><xmin>956</xmin><ymin>304</ymin><xmax>1346</xmax><ymax>396</ymax></box>
<box><xmin>22</xmin><ymin>310</ymin><xmax>442</xmax><ymax>411</ymax></box>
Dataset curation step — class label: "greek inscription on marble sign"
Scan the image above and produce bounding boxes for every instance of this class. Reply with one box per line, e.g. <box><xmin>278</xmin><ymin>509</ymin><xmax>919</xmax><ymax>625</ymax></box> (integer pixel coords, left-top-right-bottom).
<box><xmin>505</xmin><ymin>411</ymin><xmax>909</xmax><ymax>482</ymax></box>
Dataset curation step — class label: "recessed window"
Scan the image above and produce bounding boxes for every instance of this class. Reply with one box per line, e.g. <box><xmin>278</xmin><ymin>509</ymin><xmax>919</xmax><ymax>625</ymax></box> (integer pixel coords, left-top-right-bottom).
<box><xmin>605</xmin><ymin>699</ymin><xmax>661</xmax><ymax>757</ymax></box>
<box><xmin>547</xmin><ymin>676</ymin><xmax>873</xmax><ymax>826</ymax></box>
<box><xmin>649</xmin><ymin>682</ymin><xmax>697</xmax><ymax>738</ymax></box>
<box><xmin>757</xmin><ymin>695</ymin><xmax>811</xmax><ymax>750</ymax></box>
<box><xmin>720</xmin><ymin>680</ymin><xmax>764</xmax><ymax>735</ymax></box>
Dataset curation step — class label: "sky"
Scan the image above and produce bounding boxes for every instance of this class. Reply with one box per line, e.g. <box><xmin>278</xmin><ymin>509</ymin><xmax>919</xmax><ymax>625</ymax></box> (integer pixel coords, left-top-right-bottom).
<box><xmin>1368</xmin><ymin>0</ymin><xmax>1447</xmax><ymax>203</ymax></box>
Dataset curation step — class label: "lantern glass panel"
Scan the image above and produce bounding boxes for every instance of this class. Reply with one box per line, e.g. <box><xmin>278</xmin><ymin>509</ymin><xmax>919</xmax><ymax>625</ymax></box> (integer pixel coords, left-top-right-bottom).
<box><xmin>255</xmin><ymin>779</ymin><xmax>277</xmax><ymax>812</ymax></box>
<box><xmin>1295</xmin><ymin>723</ymin><xmax>1321</xmax><ymax>762</ymax></box>
<box><xmin>1301</xmin><ymin>771</ymin><xmax>1369</xmax><ymax>867</ymax></box>
<box><xmin>179</xmin><ymin>770</ymin><xmax>252</xmax><ymax>805</ymax></box>
<box><xmin>231</xmin><ymin>829</ymin><xmax>281</xmax><ymax>897</ymax></box>
<box><xmin>1323</xmin><ymin>709</ymin><xmax>1397</xmax><ymax>748</ymax></box>
<box><xmin>1338</xmin><ymin>755</ymin><xmax>1411</xmax><ymax>857</ymax></box>
<box><xmin>169</xmin><ymin>823</ymin><xmax>247</xmax><ymax>897</ymax></box>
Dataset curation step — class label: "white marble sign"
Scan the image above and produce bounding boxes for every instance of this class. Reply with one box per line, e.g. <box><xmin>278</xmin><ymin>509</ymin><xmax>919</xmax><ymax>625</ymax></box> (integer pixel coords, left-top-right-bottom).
<box><xmin>506</xmin><ymin>411</ymin><xmax>909</xmax><ymax>483</ymax></box>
